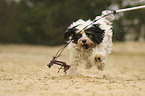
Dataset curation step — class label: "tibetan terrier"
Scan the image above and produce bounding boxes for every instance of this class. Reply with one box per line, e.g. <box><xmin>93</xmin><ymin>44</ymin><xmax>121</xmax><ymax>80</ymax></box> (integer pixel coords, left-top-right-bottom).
<box><xmin>64</xmin><ymin>10</ymin><xmax>115</xmax><ymax>75</ymax></box>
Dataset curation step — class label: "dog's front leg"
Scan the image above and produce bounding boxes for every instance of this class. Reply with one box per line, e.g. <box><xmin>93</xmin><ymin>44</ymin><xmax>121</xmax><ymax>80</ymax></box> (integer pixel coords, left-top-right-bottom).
<box><xmin>67</xmin><ymin>54</ymin><xmax>80</xmax><ymax>75</ymax></box>
<box><xmin>94</xmin><ymin>54</ymin><xmax>105</xmax><ymax>71</ymax></box>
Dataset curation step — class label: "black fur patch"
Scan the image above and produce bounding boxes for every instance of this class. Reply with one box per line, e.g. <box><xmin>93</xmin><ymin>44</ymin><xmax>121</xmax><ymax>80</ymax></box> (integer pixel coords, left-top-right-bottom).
<box><xmin>64</xmin><ymin>25</ymin><xmax>82</xmax><ymax>44</ymax></box>
<box><xmin>64</xmin><ymin>27</ymin><xmax>77</xmax><ymax>41</ymax></box>
<box><xmin>86</xmin><ymin>24</ymin><xmax>105</xmax><ymax>45</ymax></box>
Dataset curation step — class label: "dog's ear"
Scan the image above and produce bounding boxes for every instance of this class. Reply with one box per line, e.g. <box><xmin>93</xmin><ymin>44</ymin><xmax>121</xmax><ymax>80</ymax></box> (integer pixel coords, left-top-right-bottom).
<box><xmin>86</xmin><ymin>24</ymin><xmax>105</xmax><ymax>45</ymax></box>
<box><xmin>64</xmin><ymin>28</ymin><xmax>76</xmax><ymax>41</ymax></box>
<box><xmin>64</xmin><ymin>26</ymin><xmax>78</xmax><ymax>41</ymax></box>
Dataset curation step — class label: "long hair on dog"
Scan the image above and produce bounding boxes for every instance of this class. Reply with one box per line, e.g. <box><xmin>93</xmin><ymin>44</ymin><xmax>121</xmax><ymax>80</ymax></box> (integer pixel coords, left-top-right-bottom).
<box><xmin>64</xmin><ymin>10</ymin><xmax>115</xmax><ymax>75</ymax></box>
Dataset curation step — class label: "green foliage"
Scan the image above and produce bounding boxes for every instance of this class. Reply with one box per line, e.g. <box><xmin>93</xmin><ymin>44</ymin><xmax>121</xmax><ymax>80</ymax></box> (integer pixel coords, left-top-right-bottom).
<box><xmin>0</xmin><ymin>0</ymin><xmax>145</xmax><ymax>45</ymax></box>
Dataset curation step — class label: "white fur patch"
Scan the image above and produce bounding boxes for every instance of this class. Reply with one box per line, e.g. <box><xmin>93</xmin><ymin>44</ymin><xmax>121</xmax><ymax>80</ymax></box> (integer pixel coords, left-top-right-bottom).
<box><xmin>66</xmin><ymin>10</ymin><xmax>115</xmax><ymax>75</ymax></box>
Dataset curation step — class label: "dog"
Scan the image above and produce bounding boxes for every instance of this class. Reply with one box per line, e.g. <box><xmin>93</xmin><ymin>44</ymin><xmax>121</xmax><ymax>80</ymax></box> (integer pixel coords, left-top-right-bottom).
<box><xmin>64</xmin><ymin>10</ymin><xmax>115</xmax><ymax>75</ymax></box>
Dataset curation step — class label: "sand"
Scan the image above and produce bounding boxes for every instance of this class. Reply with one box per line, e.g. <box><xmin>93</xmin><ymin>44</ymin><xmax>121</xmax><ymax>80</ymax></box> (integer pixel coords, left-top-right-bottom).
<box><xmin>0</xmin><ymin>42</ymin><xmax>145</xmax><ymax>96</ymax></box>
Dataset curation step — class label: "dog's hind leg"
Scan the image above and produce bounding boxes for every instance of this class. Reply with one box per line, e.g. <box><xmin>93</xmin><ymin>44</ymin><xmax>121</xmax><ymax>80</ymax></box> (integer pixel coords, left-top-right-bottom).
<box><xmin>85</xmin><ymin>62</ymin><xmax>93</xmax><ymax>69</ymax></box>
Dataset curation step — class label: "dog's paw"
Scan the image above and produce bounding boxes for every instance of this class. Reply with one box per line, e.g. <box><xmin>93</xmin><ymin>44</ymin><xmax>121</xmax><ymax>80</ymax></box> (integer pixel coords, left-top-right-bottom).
<box><xmin>96</xmin><ymin>62</ymin><xmax>105</xmax><ymax>71</ymax></box>
<box><xmin>95</xmin><ymin>54</ymin><xmax>103</xmax><ymax>62</ymax></box>
<box><xmin>85</xmin><ymin>63</ymin><xmax>93</xmax><ymax>69</ymax></box>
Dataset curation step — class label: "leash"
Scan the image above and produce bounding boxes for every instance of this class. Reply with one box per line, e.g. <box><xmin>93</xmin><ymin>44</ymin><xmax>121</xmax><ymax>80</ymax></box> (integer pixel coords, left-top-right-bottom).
<box><xmin>47</xmin><ymin>5</ymin><xmax>145</xmax><ymax>73</ymax></box>
<box><xmin>115</xmin><ymin>5</ymin><xmax>145</xmax><ymax>13</ymax></box>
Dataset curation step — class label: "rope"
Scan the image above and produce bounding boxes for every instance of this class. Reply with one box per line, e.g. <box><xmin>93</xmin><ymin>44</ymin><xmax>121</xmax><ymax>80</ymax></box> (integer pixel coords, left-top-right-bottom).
<box><xmin>116</xmin><ymin>5</ymin><xmax>145</xmax><ymax>13</ymax></box>
<box><xmin>55</xmin><ymin>5</ymin><xmax>145</xmax><ymax>58</ymax></box>
<box><xmin>48</xmin><ymin>5</ymin><xmax>145</xmax><ymax>73</ymax></box>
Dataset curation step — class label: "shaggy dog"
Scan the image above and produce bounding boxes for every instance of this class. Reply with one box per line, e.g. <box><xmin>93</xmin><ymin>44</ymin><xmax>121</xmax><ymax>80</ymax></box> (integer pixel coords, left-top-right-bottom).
<box><xmin>64</xmin><ymin>10</ymin><xmax>115</xmax><ymax>75</ymax></box>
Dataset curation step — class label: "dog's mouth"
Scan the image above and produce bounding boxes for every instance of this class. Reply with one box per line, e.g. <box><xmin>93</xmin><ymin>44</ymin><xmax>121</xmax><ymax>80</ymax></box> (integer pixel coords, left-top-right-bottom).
<box><xmin>82</xmin><ymin>44</ymin><xmax>90</xmax><ymax>49</ymax></box>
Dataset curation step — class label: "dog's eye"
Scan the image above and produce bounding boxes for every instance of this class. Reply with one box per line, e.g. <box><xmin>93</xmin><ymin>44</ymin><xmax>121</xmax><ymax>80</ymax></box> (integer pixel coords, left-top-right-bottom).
<box><xmin>76</xmin><ymin>34</ymin><xmax>82</xmax><ymax>38</ymax></box>
<box><xmin>86</xmin><ymin>33</ymin><xmax>91</xmax><ymax>36</ymax></box>
<box><xmin>86</xmin><ymin>33</ymin><xmax>93</xmax><ymax>38</ymax></box>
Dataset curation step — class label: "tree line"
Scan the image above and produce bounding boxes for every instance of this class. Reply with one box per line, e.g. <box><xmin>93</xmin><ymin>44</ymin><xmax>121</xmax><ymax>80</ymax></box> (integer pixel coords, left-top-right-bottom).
<box><xmin>0</xmin><ymin>0</ymin><xmax>145</xmax><ymax>45</ymax></box>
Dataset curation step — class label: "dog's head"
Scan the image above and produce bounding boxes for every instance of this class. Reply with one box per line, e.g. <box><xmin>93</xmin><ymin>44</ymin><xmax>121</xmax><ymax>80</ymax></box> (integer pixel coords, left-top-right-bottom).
<box><xmin>64</xmin><ymin>20</ymin><xmax>105</xmax><ymax>50</ymax></box>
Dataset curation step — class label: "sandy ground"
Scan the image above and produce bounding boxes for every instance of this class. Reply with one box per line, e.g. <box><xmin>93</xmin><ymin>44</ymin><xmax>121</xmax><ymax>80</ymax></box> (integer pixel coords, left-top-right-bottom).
<box><xmin>0</xmin><ymin>42</ymin><xmax>145</xmax><ymax>96</ymax></box>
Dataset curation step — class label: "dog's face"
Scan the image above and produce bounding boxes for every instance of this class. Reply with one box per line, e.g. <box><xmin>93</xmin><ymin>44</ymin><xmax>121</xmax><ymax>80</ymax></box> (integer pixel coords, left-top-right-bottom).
<box><xmin>64</xmin><ymin>24</ymin><xmax>105</xmax><ymax>50</ymax></box>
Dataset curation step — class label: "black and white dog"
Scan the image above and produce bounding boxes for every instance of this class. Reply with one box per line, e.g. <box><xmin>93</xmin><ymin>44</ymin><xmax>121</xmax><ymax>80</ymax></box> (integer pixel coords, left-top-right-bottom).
<box><xmin>64</xmin><ymin>10</ymin><xmax>115</xmax><ymax>75</ymax></box>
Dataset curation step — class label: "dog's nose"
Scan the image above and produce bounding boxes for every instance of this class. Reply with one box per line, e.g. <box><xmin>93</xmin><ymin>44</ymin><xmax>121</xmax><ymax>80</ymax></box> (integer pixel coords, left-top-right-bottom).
<box><xmin>82</xmin><ymin>39</ymin><xmax>87</xmax><ymax>43</ymax></box>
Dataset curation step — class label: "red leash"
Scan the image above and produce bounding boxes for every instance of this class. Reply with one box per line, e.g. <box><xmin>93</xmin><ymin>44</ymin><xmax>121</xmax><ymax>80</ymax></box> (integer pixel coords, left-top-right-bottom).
<box><xmin>47</xmin><ymin>56</ymin><xmax>70</xmax><ymax>73</ymax></box>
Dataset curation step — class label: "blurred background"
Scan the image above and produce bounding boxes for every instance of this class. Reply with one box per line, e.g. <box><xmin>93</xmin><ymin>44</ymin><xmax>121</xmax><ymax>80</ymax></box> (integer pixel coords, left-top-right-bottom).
<box><xmin>0</xmin><ymin>0</ymin><xmax>145</xmax><ymax>46</ymax></box>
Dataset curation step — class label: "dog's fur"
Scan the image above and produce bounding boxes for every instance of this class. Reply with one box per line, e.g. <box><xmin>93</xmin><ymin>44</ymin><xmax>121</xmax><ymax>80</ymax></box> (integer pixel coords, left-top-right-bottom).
<box><xmin>64</xmin><ymin>10</ymin><xmax>115</xmax><ymax>75</ymax></box>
